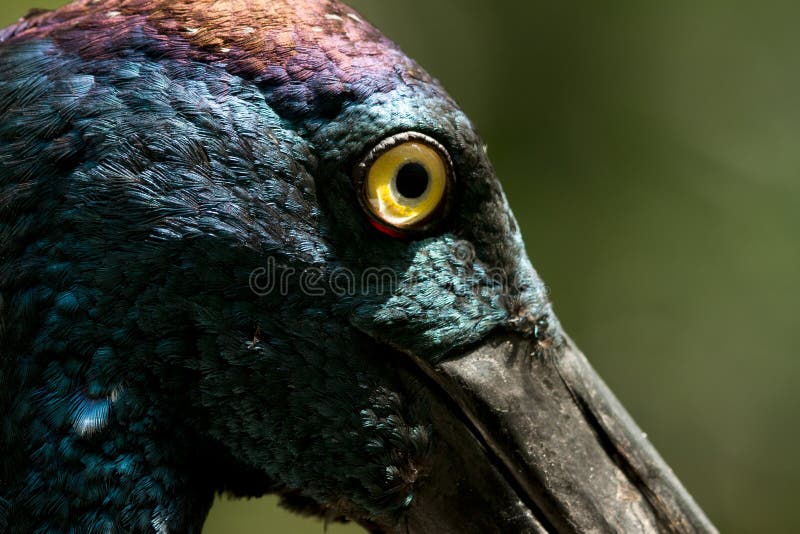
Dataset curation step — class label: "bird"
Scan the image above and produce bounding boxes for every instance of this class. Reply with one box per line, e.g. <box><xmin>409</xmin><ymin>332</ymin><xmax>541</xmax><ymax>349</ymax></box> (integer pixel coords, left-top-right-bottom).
<box><xmin>0</xmin><ymin>0</ymin><xmax>718</xmax><ymax>532</ymax></box>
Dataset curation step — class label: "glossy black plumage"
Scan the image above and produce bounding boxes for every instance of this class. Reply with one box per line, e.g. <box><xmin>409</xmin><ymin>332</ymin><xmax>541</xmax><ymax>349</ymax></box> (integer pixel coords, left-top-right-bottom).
<box><xmin>0</xmin><ymin>1</ymin><xmax>716</xmax><ymax>533</ymax></box>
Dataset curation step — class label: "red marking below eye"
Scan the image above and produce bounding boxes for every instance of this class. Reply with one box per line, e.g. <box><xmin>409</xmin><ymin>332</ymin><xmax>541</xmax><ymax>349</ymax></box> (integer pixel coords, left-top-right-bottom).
<box><xmin>368</xmin><ymin>218</ymin><xmax>408</xmax><ymax>239</ymax></box>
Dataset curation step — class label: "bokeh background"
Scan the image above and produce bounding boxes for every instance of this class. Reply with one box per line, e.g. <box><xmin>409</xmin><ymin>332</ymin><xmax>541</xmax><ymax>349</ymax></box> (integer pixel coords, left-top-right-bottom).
<box><xmin>2</xmin><ymin>1</ymin><xmax>798</xmax><ymax>532</ymax></box>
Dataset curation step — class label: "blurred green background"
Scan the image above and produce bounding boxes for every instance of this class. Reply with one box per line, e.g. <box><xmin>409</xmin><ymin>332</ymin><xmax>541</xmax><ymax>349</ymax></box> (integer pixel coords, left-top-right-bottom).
<box><xmin>3</xmin><ymin>1</ymin><xmax>798</xmax><ymax>532</ymax></box>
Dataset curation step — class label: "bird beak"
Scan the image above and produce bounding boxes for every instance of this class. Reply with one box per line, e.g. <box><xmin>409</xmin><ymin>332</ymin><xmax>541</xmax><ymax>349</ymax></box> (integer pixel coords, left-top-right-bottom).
<box><xmin>388</xmin><ymin>331</ymin><xmax>717</xmax><ymax>533</ymax></box>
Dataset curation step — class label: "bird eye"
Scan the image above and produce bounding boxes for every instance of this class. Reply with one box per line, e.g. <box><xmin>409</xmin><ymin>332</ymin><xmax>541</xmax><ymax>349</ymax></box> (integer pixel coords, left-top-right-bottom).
<box><xmin>357</xmin><ymin>132</ymin><xmax>454</xmax><ymax>234</ymax></box>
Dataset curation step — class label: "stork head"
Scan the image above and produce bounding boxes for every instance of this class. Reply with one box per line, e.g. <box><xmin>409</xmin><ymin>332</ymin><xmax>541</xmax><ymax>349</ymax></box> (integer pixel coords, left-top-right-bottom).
<box><xmin>0</xmin><ymin>0</ymin><xmax>715</xmax><ymax>532</ymax></box>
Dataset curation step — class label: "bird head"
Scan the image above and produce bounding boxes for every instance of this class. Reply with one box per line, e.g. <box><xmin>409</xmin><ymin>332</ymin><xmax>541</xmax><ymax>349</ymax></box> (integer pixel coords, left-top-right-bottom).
<box><xmin>0</xmin><ymin>0</ymin><xmax>714</xmax><ymax>532</ymax></box>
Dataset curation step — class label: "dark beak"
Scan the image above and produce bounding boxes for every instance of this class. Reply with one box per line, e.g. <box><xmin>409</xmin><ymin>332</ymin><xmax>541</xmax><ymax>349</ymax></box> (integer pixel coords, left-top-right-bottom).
<box><xmin>383</xmin><ymin>331</ymin><xmax>717</xmax><ymax>533</ymax></box>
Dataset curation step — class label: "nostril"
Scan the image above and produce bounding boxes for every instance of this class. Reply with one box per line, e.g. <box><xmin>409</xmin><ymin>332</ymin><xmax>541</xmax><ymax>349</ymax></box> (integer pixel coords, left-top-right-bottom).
<box><xmin>507</xmin><ymin>310</ymin><xmax>546</xmax><ymax>335</ymax></box>
<box><xmin>505</xmin><ymin>310</ymin><xmax>558</xmax><ymax>358</ymax></box>
<box><xmin>533</xmin><ymin>315</ymin><xmax>550</xmax><ymax>341</ymax></box>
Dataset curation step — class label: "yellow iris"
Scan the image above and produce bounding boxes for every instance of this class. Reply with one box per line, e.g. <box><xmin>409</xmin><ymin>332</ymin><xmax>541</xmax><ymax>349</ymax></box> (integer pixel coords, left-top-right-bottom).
<box><xmin>364</xmin><ymin>141</ymin><xmax>449</xmax><ymax>229</ymax></box>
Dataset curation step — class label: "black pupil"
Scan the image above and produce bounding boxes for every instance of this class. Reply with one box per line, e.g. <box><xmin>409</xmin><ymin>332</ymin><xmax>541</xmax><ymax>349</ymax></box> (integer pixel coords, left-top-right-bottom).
<box><xmin>395</xmin><ymin>162</ymin><xmax>430</xmax><ymax>199</ymax></box>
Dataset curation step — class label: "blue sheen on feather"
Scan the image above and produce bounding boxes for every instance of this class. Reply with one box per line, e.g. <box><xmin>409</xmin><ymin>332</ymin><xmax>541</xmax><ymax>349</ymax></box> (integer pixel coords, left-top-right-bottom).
<box><xmin>0</xmin><ymin>1</ymin><xmax>556</xmax><ymax>531</ymax></box>
<box><xmin>68</xmin><ymin>387</ymin><xmax>121</xmax><ymax>436</ymax></box>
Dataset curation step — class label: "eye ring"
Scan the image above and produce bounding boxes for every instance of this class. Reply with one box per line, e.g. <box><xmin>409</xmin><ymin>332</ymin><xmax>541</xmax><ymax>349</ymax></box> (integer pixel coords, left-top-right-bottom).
<box><xmin>355</xmin><ymin>132</ymin><xmax>455</xmax><ymax>237</ymax></box>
